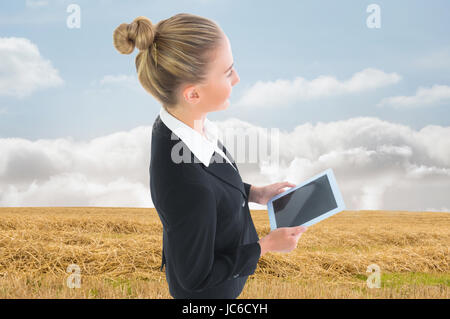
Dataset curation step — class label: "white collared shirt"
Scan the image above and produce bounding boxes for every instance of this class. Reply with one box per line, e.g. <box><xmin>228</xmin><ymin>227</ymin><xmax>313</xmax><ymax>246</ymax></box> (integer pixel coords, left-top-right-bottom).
<box><xmin>159</xmin><ymin>107</ymin><xmax>237</xmax><ymax>170</ymax></box>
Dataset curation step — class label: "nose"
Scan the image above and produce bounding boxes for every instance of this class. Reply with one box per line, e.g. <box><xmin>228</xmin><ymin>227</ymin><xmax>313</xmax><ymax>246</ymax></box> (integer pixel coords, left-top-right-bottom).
<box><xmin>233</xmin><ymin>71</ymin><xmax>240</xmax><ymax>86</ymax></box>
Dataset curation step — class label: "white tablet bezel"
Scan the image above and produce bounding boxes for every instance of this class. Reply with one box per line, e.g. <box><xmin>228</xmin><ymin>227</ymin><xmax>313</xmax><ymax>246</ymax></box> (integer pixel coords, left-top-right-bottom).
<box><xmin>267</xmin><ymin>168</ymin><xmax>346</xmax><ymax>230</ymax></box>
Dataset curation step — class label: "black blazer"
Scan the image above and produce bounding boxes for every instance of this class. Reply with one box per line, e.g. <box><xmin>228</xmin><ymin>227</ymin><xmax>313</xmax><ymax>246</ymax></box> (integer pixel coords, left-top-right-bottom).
<box><xmin>149</xmin><ymin>114</ymin><xmax>261</xmax><ymax>299</ymax></box>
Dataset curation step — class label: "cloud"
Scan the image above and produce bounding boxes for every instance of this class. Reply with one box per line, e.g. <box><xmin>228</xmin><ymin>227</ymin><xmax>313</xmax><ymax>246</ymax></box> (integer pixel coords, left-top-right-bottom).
<box><xmin>425</xmin><ymin>207</ymin><xmax>450</xmax><ymax>213</ymax></box>
<box><xmin>0</xmin><ymin>117</ymin><xmax>449</xmax><ymax>212</ymax></box>
<box><xmin>0</xmin><ymin>37</ymin><xmax>64</xmax><ymax>98</ymax></box>
<box><xmin>377</xmin><ymin>84</ymin><xmax>450</xmax><ymax>108</ymax></box>
<box><xmin>213</xmin><ymin>117</ymin><xmax>450</xmax><ymax>211</ymax></box>
<box><xmin>234</xmin><ymin>68</ymin><xmax>401</xmax><ymax>108</ymax></box>
<box><xmin>0</xmin><ymin>127</ymin><xmax>153</xmax><ymax>207</ymax></box>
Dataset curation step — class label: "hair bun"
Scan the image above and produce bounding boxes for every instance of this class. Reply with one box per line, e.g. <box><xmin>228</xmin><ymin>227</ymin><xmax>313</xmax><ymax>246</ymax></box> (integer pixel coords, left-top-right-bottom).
<box><xmin>113</xmin><ymin>16</ymin><xmax>155</xmax><ymax>55</ymax></box>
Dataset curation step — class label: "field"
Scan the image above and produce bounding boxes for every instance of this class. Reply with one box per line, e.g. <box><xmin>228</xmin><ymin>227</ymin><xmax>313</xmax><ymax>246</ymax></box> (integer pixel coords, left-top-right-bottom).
<box><xmin>0</xmin><ymin>207</ymin><xmax>448</xmax><ymax>298</ymax></box>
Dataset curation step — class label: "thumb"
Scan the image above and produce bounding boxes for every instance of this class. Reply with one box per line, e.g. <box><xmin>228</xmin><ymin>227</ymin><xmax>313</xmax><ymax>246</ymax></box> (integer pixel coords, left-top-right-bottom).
<box><xmin>295</xmin><ymin>225</ymin><xmax>307</xmax><ymax>234</ymax></box>
<box><xmin>290</xmin><ymin>225</ymin><xmax>304</xmax><ymax>236</ymax></box>
<box><xmin>293</xmin><ymin>226</ymin><xmax>307</xmax><ymax>241</ymax></box>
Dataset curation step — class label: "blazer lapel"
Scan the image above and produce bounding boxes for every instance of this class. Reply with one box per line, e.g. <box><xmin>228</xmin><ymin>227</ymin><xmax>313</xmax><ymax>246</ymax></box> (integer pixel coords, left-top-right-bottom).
<box><xmin>159</xmin><ymin>116</ymin><xmax>247</xmax><ymax>200</ymax></box>
<box><xmin>200</xmin><ymin>141</ymin><xmax>247</xmax><ymax>199</ymax></box>
<box><xmin>217</xmin><ymin>139</ymin><xmax>239</xmax><ymax>172</ymax></box>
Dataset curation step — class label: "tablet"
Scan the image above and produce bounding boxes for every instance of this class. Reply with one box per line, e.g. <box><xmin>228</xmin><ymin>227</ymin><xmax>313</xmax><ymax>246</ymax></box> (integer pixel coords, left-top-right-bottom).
<box><xmin>267</xmin><ymin>168</ymin><xmax>346</xmax><ymax>230</ymax></box>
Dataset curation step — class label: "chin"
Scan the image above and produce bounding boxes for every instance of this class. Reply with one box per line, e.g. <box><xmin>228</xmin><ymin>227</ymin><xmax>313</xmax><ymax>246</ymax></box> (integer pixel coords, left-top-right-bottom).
<box><xmin>214</xmin><ymin>101</ymin><xmax>226</xmax><ymax>111</ymax></box>
<box><xmin>213</xmin><ymin>99</ymin><xmax>230</xmax><ymax>111</ymax></box>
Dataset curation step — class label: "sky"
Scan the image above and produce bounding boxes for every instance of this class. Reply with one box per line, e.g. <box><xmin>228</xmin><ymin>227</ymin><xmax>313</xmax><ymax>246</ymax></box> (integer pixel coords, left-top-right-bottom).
<box><xmin>0</xmin><ymin>0</ymin><xmax>449</xmax><ymax>211</ymax></box>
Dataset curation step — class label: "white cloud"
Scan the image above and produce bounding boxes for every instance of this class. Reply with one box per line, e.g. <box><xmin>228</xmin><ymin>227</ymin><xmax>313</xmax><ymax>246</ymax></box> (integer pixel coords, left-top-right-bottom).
<box><xmin>0</xmin><ymin>117</ymin><xmax>449</xmax><ymax>212</ymax></box>
<box><xmin>213</xmin><ymin>116</ymin><xmax>450</xmax><ymax>211</ymax></box>
<box><xmin>0</xmin><ymin>37</ymin><xmax>64</xmax><ymax>98</ymax></box>
<box><xmin>425</xmin><ymin>207</ymin><xmax>450</xmax><ymax>213</ymax></box>
<box><xmin>0</xmin><ymin>127</ymin><xmax>153</xmax><ymax>207</ymax></box>
<box><xmin>234</xmin><ymin>68</ymin><xmax>401</xmax><ymax>108</ymax></box>
<box><xmin>377</xmin><ymin>84</ymin><xmax>450</xmax><ymax>108</ymax></box>
<box><xmin>2</xmin><ymin>173</ymin><xmax>150</xmax><ymax>207</ymax></box>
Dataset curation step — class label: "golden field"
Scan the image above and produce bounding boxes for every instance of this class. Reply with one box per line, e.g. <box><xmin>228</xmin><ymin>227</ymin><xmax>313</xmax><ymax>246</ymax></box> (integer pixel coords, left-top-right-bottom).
<box><xmin>0</xmin><ymin>207</ymin><xmax>448</xmax><ymax>299</ymax></box>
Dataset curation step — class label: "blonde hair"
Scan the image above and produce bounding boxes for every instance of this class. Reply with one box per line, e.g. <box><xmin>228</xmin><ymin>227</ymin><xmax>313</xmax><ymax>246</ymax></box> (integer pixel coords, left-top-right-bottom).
<box><xmin>113</xmin><ymin>13</ymin><xmax>224</xmax><ymax>111</ymax></box>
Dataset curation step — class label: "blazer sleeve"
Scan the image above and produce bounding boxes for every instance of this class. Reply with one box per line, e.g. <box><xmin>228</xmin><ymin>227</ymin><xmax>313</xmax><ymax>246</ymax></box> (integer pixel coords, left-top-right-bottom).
<box><xmin>243</xmin><ymin>182</ymin><xmax>251</xmax><ymax>200</ymax></box>
<box><xmin>160</xmin><ymin>181</ymin><xmax>261</xmax><ymax>292</ymax></box>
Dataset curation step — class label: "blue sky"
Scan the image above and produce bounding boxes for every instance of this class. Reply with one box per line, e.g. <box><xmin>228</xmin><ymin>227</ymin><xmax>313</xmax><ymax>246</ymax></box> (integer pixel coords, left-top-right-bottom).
<box><xmin>1</xmin><ymin>0</ymin><xmax>449</xmax><ymax>140</ymax></box>
<box><xmin>0</xmin><ymin>0</ymin><xmax>449</xmax><ymax>211</ymax></box>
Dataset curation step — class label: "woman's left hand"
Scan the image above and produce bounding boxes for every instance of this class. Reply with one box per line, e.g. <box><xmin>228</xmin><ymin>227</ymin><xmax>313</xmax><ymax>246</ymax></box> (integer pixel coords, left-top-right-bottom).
<box><xmin>251</xmin><ymin>181</ymin><xmax>296</xmax><ymax>205</ymax></box>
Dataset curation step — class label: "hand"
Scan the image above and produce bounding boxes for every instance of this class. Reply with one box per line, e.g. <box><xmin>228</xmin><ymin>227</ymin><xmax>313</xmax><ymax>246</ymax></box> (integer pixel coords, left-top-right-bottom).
<box><xmin>252</xmin><ymin>181</ymin><xmax>296</xmax><ymax>205</ymax></box>
<box><xmin>258</xmin><ymin>225</ymin><xmax>308</xmax><ymax>256</ymax></box>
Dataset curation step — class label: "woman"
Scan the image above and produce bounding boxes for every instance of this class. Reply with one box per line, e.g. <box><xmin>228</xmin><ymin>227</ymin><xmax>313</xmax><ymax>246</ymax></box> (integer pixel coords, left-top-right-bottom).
<box><xmin>113</xmin><ymin>13</ymin><xmax>307</xmax><ymax>299</ymax></box>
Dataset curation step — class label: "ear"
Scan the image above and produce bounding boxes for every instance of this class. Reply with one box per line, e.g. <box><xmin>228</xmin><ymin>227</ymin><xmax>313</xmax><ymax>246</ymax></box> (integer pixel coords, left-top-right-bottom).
<box><xmin>182</xmin><ymin>85</ymin><xmax>199</xmax><ymax>102</ymax></box>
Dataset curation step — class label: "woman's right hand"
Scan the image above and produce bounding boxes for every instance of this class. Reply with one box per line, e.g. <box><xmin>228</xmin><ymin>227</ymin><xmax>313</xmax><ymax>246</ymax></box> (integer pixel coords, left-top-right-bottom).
<box><xmin>258</xmin><ymin>225</ymin><xmax>308</xmax><ymax>256</ymax></box>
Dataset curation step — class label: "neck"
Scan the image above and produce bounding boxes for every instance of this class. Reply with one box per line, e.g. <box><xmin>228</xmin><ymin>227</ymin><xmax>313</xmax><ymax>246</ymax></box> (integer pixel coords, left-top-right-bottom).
<box><xmin>166</xmin><ymin>106</ymin><xmax>207</xmax><ymax>137</ymax></box>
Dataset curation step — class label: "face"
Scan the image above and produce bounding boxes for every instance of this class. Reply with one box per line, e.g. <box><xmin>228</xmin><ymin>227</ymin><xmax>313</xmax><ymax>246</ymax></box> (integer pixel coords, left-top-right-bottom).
<box><xmin>181</xmin><ymin>33</ymin><xmax>240</xmax><ymax>113</ymax></box>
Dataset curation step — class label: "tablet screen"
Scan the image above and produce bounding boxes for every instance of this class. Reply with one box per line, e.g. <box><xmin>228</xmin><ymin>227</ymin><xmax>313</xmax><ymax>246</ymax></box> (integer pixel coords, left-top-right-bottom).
<box><xmin>272</xmin><ymin>174</ymin><xmax>338</xmax><ymax>227</ymax></box>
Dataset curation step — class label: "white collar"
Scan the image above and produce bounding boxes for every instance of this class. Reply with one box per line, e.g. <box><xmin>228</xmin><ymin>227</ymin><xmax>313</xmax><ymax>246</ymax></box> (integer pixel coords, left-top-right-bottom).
<box><xmin>159</xmin><ymin>106</ymin><xmax>221</xmax><ymax>167</ymax></box>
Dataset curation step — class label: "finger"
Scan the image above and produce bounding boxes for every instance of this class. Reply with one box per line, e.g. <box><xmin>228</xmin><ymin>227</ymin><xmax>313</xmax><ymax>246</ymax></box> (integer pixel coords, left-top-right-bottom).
<box><xmin>294</xmin><ymin>225</ymin><xmax>307</xmax><ymax>234</ymax></box>
<box><xmin>284</xmin><ymin>181</ymin><xmax>296</xmax><ymax>187</ymax></box>
<box><xmin>278</xmin><ymin>182</ymin><xmax>295</xmax><ymax>193</ymax></box>
<box><xmin>290</xmin><ymin>229</ymin><xmax>303</xmax><ymax>237</ymax></box>
<box><xmin>278</xmin><ymin>181</ymin><xmax>292</xmax><ymax>187</ymax></box>
<box><xmin>295</xmin><ymin>227</ymin><xmax>307</xmax><ymax>237</ymax></box>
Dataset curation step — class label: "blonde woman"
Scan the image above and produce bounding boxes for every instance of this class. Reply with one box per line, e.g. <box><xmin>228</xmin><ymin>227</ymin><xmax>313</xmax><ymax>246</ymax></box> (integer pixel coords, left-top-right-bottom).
<box><xmin>113</xmin><ymin>13</ymin><xmax>307</xmax><ymax>299</ymax></box>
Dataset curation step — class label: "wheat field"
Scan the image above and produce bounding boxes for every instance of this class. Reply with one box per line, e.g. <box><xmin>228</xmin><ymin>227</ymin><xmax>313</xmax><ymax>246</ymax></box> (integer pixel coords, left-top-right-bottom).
<box><xmin>0</xmin><ymin>207</ymin><xmax>448</xmax><ymax>299</ymax></box>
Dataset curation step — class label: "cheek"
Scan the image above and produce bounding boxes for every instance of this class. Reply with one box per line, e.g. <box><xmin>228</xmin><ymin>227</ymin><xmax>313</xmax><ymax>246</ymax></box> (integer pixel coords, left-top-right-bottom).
<box><xmin>203</xmin><ymin>78</ymin><xmax>233</xmax><ymax>107</ymax></box>
<box><xmin>210</xmin><ymin>80</ymin><xmax>231</xmax><ymax>101</ymax></box>
<box><xmin>221</xmin><ymin>80</ymin><xmax>232</xmax><ymax>98</ymax></box>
